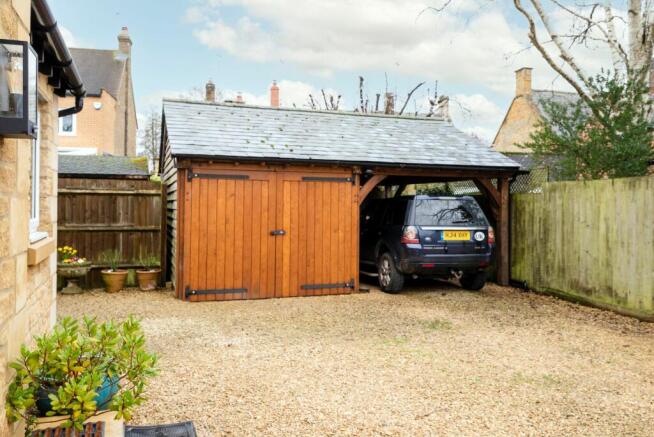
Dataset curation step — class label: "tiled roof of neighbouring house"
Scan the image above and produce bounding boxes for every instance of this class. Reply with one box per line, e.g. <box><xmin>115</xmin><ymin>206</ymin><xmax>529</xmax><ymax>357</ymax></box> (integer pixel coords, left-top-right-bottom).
<box><xmin>69</xmin><ymin>48</ymin><xmax>126</xmax><ymax>98</ymax></box>
<box><xmin>530</xmin><ymin>90</ymin><xmax>584</xmax><ymax>122</ymax></box>
<box><xmin>58</xmin><ymin>155</ymin><xmax>149</xmax><ymax>177</ymax></box>
<box><xmin>163</xmin><ymin>99</ymin><xmax>521</xmax><ymax>170</ymax></box>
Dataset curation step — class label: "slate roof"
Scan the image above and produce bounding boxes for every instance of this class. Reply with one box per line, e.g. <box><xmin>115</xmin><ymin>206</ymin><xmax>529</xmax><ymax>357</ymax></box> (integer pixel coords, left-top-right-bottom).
<box><xmin>69</xmin><ymin>48</ymin><xmax>126</xmax><ymax>98</ymax></box>
<box><xmin>58</xmin><ymin>155</ymin><xmax>149</xmax><ymax>178</ymax></box>
<box><xmin>163</xmin><ymin>100</ymin><xmax>520</xmax><ymax>170</ymax></box>
<box><xmin>531</xmin><ymin>90</ymin><xmax>583</xmax><ymax>120</ymax></box>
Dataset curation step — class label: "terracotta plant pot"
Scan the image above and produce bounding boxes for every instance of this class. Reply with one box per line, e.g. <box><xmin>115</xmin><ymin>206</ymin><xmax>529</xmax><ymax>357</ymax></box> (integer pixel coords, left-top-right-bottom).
<box><xmin>101</xmin><ymin>270</ymin><xmax>128</xmax><ymax>293</ymax></box>
<box><xmin>136</xmin><ymin>269</ymin><xmax>160</xmax><ymax>291</ymax></box>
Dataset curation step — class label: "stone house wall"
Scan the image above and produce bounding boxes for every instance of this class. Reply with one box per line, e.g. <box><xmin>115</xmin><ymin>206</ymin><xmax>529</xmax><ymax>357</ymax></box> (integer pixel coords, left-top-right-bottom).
<box><xmin>0</xmin><ymin>1</ymin><xmax>60</xmax><ymax>435</ymax></box>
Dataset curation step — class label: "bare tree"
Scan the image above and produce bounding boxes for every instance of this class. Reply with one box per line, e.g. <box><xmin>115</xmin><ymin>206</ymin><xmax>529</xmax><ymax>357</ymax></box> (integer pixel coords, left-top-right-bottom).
<box><xmin>512</xmin><ymin>1</ymin><xmax>654</xmax><ymax>109</ymax></box>
<box><xmin>398</xmin><ymin>81</ymin><xmax>426</xmax><ymax>115</ymax></box>
<box><xmin>139</xmin><ymin>107</ymin><xmax>162</xmax><ymax>172</ymax></box>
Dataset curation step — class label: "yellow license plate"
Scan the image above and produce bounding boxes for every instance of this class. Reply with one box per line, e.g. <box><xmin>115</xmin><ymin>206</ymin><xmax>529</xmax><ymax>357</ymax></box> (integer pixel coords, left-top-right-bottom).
<box><xmin>443</xmin><ymin>230</ymin><xmax>470</xmax><ymax>241</ymax></box>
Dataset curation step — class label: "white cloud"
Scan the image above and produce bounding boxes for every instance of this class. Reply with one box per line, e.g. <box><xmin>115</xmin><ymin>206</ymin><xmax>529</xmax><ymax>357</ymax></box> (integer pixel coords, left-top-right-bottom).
<box><xmin>189</xmin><ymin>0</ymin><xmax>545</xmax><ymax>93</ymax></box>
<box><xmin>189</xmin><ymin>0</ymin><xmax>629</xmax><ymax>96</ymax></box>
<box><xmin>449</xmin><ymin>93</ymin><xmax>504</xmax><ymax>143</ymax></box>
<box><xmin>59</xmin><ymin>26</ymin><xmax>81</xmax><ymax>48</ymax></box>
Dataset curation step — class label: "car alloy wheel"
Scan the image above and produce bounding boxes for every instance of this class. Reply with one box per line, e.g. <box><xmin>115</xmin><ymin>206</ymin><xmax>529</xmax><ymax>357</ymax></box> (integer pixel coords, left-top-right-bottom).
<box><xmin>379</xmin><ymin>257</ymin><xmax>391</xmax><ymax>287</ymax></box>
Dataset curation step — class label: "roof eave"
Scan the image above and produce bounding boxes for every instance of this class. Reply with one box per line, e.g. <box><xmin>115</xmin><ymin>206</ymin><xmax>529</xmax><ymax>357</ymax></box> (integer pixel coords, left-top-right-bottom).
<box><xmin>171</xmin><ymin>153</ymin><xmax>522</xmax><ymax>175</ymax></box>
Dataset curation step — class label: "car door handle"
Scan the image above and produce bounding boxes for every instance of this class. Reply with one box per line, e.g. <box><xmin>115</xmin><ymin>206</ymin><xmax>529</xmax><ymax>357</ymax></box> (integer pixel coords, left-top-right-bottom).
<box><xmin>270</xmin><ymin>229</ymin><xmax>286</xmax><ymax>236</ymax></box>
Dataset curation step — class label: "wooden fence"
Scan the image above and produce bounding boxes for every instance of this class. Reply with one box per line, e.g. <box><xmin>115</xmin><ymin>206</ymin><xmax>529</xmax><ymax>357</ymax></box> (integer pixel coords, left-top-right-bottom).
<box><xmin>511</xmin><ymin>176</ymin><xmax>654</xmax><ymax>320</ymax></box>
<box><xmin>58</xmin><ymin>177</ymin><xmax>165</xmax><ymax>288</ymax></box>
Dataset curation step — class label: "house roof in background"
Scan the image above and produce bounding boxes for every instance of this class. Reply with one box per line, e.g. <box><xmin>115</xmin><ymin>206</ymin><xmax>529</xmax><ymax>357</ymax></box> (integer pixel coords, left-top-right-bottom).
<box><xmin>531</xmin><ymin>90</ymin><xmax>582</xmax><ymax>118</ymax></box>
<box><xmin>58</xmin><ymin>155</ymin><xmax>149</xmax><ymax>178</ymax></box>
<box><xmin>163</xmin><ymin>100</ymin><xmax>521</xmax><ymax>171</ymax></box>
<box><xmin>69</xmin><ymin>48</ymin><xmax>126</xmax><ymax>98</ymax></box>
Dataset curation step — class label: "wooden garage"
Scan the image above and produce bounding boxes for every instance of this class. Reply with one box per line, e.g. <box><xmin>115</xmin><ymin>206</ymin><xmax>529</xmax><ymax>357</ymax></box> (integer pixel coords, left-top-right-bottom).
<box><xmin>159</xmin><ymin>99</ymin><xmax>521</xmax><ymax>302</ymax></box>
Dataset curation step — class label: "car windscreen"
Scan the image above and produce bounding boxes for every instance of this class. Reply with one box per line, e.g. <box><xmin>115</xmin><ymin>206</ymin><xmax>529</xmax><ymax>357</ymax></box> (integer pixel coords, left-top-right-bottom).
<box><xmin>413</xmin><ymin>198</ymin><xmax>487</xmax><ymax>226</ymax></box>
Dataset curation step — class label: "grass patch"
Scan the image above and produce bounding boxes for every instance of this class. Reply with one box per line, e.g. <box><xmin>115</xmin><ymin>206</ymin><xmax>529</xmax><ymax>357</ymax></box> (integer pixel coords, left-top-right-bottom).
<box><xmin>423</xmin><ymin>318</ymin><xmax>453</xmax><ymax>331</ymax></box>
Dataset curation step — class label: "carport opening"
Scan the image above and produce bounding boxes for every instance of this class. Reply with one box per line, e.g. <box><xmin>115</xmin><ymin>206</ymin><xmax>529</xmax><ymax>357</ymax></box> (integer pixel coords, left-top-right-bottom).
<box><xmin>358</xmin><ymin>174</ymin><xmax>505</xmax><ymax>285</ymax></box>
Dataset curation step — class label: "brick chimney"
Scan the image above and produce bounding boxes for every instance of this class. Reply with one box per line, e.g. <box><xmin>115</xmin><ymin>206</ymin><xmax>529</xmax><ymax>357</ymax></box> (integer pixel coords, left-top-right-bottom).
<box><xmin>117</xmin><ymin>26</ymin><xmax>132</xmax><ymax>58</ymax></box>
<box><xmin>205</xmin><ymin>80</ymin><xmax>216</xmax><ymax>103</ymax></box>
<box><xmin>235</xmin><ymin>92</ymin><xmax>244</xmax><ymax>104</ymax></box>
<box><xmin>384</xmin><ymin>92</ymin><xmax>395</xmax><ymax>114</ymax></box>
<box><xmin>515</xmin><ymin>67</ymin><xmax>532</xmax><ymax>96</ymax></box>
<box><xmin>270</xmin><ymin>80</ymin><xmax>280</xmax><ymax>108</ymax></box>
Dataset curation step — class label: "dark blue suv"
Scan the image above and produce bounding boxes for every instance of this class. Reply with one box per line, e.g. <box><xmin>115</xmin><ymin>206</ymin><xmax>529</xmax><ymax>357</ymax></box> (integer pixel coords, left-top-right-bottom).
<box><xmin>360</xmin><ymin>195</ymin><xmax>494</xmax><ymax>292</ymax></box>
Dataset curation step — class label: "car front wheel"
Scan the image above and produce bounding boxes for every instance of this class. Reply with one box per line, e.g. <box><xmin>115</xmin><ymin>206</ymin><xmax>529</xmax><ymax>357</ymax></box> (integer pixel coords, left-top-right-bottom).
<box><xmin>459</xmin><ymin>271</ymin><xmax>487</xmax><ymax>291</ymax></box>
<box><xmin>377</xmin><ymin>252</ymin><xmax>404</xmax><ymax>293</ymax></box>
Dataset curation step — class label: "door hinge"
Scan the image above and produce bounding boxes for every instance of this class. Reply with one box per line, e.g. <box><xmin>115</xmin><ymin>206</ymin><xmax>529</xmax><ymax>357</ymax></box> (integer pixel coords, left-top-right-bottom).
<box><xmin>187</xmin><ymin>169</ymin><xmax>250</xmax><ymax>182</ymax></box>
<box><xmin>301</xmin><ymin>280</ymin><xmax>355</xmax><ymax>290</ymax></box>
<box><xmin>185</xmin><ymin>286</ymin><xmax>248</xmax><ymax>298</ymax></box>
<box><xmin>302</xmin><ymin>176</ymin><xmax>352</xmax><ymax>183</ymax></box>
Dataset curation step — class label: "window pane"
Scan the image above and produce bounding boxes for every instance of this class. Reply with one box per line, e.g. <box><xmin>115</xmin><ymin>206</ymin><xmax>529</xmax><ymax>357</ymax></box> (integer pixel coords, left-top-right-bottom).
<box><xmin>0</xmin><ymin>42</ymin><xmax>24</xmax><ymax>118</ymax></box>
<box><xmin>414</xmin><ymin>199</ymin><xmax>487</xmax><ymax>226</ymax></box>
<box><xmin>60</xmin><ymin>114</ymin><xmax>73</xmax><ymax>132</ymax></box>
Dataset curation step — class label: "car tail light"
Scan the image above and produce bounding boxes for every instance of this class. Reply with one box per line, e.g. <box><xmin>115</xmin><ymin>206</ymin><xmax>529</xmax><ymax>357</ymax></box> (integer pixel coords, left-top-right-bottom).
<box><xmin>488</xmin><ymin>227</ymin><xmax>495</xmax><ymax>245</ymax></box>
<box><xmin>400</xmin><ymin>226</ymin><xmax>419</xmax><ymax>244</ymax></box>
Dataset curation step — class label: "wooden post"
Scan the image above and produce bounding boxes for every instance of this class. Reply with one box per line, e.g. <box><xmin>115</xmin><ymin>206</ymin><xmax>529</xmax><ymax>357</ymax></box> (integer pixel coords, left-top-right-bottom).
<box><xmin>497</xmin><ymin>177</ymin><xmax>510</xmax><ymax>285</ymax></box>
<box><xmin>159</xmin><ymin>181</ymin><xmax>168</xmax><ymax>288</ymax></box>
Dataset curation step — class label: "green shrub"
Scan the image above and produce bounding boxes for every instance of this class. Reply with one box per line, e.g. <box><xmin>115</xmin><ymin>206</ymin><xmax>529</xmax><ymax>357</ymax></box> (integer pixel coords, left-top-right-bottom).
<box><xmin>5</xmin><ymin>316</ymin><xmax>157</xmax><ymax>434</ymax></box>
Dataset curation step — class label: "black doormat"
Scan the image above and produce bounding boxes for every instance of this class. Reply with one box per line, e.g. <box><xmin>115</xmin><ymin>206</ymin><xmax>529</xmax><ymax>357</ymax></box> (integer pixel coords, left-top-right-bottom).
<box><xmin>124</xmin><ymin>421</ymin><xmax>197</xmax><ymax>437</ymax></box>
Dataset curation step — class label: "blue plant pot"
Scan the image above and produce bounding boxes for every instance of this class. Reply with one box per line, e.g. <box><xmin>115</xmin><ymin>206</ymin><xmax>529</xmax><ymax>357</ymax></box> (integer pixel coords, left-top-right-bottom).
<box><xmin>36</xmin><ymin>376</ymin><xmax>120</xmax><ymax>416</ymax></box>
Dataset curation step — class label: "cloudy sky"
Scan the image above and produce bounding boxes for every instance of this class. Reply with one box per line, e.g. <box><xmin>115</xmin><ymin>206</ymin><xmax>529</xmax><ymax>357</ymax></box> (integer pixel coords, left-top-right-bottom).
<box><xmin>50</xmin><ymin>0</ymin><xmax>622</xmax><ymax>145</ymax></box>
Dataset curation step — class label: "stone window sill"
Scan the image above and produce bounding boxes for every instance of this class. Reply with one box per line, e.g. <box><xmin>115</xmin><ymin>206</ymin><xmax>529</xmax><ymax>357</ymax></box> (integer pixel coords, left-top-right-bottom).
<box><xmin>28</xmin><ymin>236</ymin><xmax>55</xmax><ymax>266</ymax></box>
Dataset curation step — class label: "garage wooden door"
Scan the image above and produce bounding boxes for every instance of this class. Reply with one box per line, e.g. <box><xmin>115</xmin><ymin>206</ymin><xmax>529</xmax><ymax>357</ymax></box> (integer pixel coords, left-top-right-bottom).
<box><xmin>180</xmin><ymin>167</ymin><xmax>358</xmax><ymax>301</ymax></box>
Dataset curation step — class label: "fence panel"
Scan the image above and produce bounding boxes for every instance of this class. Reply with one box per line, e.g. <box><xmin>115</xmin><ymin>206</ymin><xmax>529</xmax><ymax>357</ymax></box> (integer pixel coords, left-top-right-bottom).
<box><xmin>511</xmin><ymin>176</ymin><xmax>654</xmax><ymax>319</ymax></box>
<box><xmin>57</xmin><ymin>177</ymin><xmax>163</xmax><ymax>287</ymax></box>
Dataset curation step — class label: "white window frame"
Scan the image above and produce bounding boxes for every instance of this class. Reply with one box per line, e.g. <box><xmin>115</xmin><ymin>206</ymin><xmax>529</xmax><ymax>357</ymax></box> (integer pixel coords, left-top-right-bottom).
<box><xmin>29</xmin><ymin>116</ymin><xmax>47</xmax><ymax>243</ymax></box>
<box><xmin>58</xmin><ymin>113</ymin><xmax>77</xmax><ymax>136</ymax></box>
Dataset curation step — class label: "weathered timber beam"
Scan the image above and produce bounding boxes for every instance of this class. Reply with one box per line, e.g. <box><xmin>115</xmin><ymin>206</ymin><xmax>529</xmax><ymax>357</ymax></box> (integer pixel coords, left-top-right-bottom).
<box><xmin>58</xmin><ymin>189</ymin><xmax>161</xmax><ymax>196</ymax></box>
<box><xmin>359</xmin><ymin>175</ymin><xmax>387</xmax><ymax>205</ymax></box>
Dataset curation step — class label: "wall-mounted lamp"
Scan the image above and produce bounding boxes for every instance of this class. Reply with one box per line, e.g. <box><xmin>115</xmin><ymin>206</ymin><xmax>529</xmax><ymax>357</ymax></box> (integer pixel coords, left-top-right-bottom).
<box><xmin>0</xmin><ymin>39</ymin><xmax>38</xmax><ymax>138</ymax></box>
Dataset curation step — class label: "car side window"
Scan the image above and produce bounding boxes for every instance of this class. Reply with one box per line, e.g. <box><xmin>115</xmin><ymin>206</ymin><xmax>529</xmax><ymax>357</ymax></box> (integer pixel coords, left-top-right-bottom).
<box><xmin>383</xmin><ymin>200</ymin><xmax>407</xmax><ymax>226</ymax></box>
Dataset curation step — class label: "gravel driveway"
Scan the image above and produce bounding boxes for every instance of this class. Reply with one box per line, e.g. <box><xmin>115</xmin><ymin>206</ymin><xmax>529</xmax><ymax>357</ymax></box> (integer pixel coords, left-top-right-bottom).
<box><xmin>58</xmin><ymin>281</ymin><xmax>654</xmax><ymax>436</ymax></box>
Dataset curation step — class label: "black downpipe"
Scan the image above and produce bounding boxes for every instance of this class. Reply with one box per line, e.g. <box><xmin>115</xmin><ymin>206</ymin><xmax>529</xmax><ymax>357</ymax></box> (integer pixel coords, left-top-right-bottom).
<box><xmin>31</xmin><ymin>0</ymin><xmax>85</xmax><ymax>117</ymax></box>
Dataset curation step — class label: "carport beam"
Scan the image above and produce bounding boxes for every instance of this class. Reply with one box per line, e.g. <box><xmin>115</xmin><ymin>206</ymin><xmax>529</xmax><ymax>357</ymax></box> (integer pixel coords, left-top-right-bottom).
<box><xmin>359</xmin><ymin>175</ymin><xmax>387</xmax><ymax>205</ymax></box>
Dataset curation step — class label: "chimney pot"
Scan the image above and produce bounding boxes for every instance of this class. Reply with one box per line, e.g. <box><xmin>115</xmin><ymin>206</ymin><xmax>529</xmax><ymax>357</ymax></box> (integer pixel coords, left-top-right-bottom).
<box><xmin>270</xmin><ymin>80</ymin><xmax>280</xmax><ymax>108</ymax></box>
<box><xmin>205</xmin><ymin>80</ymin><xmax>216</xmax><ymax>103</ymax></box>
<box><xmin>515</xmin><ymin>67</ymin><xmax>532</xmax><ymax>96</ymax></box>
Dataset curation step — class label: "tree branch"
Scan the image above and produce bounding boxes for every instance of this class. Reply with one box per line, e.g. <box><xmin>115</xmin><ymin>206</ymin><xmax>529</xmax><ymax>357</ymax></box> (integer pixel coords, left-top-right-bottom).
<box><xmin>398</xmin><ymin>82</ymin><xmax>425</xmax><ymax>115</ymax></box>
<box><xmin>526</xmin><ymin>0</ymin><xmax>592</xmax><ymax>89</ymax></box>
<box><xmin>513</xmin><ymin>0</ymin><xmax>594</xmax><ymax>107</ymax></box>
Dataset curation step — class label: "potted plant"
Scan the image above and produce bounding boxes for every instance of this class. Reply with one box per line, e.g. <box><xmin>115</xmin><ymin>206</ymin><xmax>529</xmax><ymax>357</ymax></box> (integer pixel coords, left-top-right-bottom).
<box><xmin>57</xmin><ymin>246</ymin><xmax>91</xmax><ymax>295</ymax></box>
<box><xmin>135</xmin><ymin>253</ymin><xmax>161</xmax><ymax>291</ymax></box>
<box><xmin>5</xmin><ymin>316</ymin><xmax>157</xmax><ymax>434</ymax></box>
<box><xmin>98</xmin><ymin>250</ymin><xmax>128</xmax><ymax>293</ymax></box>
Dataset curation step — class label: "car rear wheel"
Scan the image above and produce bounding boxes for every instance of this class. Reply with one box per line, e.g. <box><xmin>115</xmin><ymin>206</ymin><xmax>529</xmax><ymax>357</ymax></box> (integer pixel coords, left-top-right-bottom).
<box><xmin>377</xmin><ymin>253</ymin><xmax>404</xmax><ymax>293</ymax></box>
<box><xmin>459</xmin><ymin>271</ymin><xmax>486</xmax><ymax>291</ymax></box>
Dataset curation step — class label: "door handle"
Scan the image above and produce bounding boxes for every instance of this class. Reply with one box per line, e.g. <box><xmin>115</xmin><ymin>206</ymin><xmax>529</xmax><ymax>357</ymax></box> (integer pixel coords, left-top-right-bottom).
<box><xmin>270</xmin><ymin>229</ymin><xmax>286</xmax><ymax>236</ymax></box>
